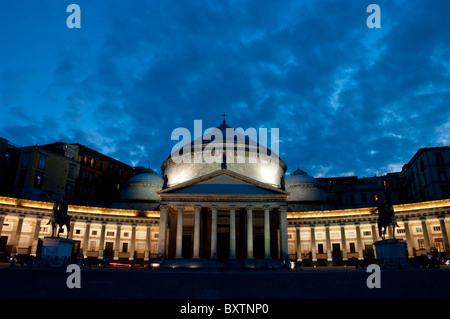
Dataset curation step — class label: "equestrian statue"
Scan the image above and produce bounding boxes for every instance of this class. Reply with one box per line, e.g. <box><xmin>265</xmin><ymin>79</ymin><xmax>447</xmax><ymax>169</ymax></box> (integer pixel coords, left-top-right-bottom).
<box><xmin>47</xmin><ymin>198</ymin><xmax>71</xmax><ymax>238</ymax></box>
<box><xmin>372</xmin><ymin>199</ymin><xmax>399</xmax><ymax>240</ymax></box>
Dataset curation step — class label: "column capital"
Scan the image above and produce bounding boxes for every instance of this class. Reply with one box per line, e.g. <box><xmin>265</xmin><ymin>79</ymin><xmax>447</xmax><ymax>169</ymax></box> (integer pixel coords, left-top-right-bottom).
<box><xmin>263</xmin><ymin>204</ymin><xmax>271</xmax><ymax>209</ymax></box>
<box><xmin>246</xmin><ymin>204</ymin><xmax>253</xmax><ymax>210</ymax></box>
<box><xmin>279</xmin><ymin>205</ymin><xmax>288</xmax><ymax>213</ymax></box>
<box><xmin>177</xmin><ymin>204</ymin><xmax>184</xmax><ymax>210</ymax></box>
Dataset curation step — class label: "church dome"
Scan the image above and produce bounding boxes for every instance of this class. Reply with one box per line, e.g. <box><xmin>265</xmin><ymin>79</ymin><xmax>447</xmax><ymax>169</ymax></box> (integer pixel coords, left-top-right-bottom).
<box><xmin>285</xmin><ymin>169</ymin><xmax>326</xmax><ymax>202</ymax></box>
<box><xmin>161</xmin><ymin>120</ymin><xmax>287</xmax><ymax>188</ymax></box>
<box><xmin>120</xmin><ymin>169</ymin><xmax>163</xmax><ymax>202</ymax></box>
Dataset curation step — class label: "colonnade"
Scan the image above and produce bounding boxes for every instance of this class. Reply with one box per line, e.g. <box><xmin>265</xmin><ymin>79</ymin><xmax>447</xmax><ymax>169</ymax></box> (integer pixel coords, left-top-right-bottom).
<box><xmin>158</xmin><ymin>204</ymin><xmax>288</xmax><ymax>260</ymax></box>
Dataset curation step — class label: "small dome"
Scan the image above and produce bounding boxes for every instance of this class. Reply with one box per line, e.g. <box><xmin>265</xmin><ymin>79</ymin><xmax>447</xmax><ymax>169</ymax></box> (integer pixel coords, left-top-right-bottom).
<box><xmin>120</xmin><ymin>169</ymin><xmax>163</xmax><ymax>202</ymax></box>
<box><xmin>127</xmin><ymin>172</ymin><xmax>163</xmax><ymax>186</ymax></box>
<box><xmin>285</xmin><ymin>169</ymin><xmax>319</xmax><ymax>186</ymax></box>
<box><xmin>285</xmin><ymin>168</ymin><xmax>326</xmax><ymax>202</ymax></box>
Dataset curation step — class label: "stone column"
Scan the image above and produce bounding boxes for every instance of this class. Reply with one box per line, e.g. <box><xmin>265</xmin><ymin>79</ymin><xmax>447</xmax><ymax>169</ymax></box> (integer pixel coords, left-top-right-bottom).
<box><xmin>340</xmin><ymin>224</ymin><xmax>348</xmax><ymax>261</ymax></box>
<box><xmin>158</xmin><ymin>204</ymin><xmax>168</xmax><ymax>257</ymax></box>
<box><xmin>175</xmin><ymin>205</ymin><xmax>184</xmax><ymax>258</ymax></box>
<box><xmin>296</xmin><ymin>226</ymin><xmax>302</xmax><ymax>261</ymax></box>
<box><xmin>98</xmin><ymin>222</ymin><xmax>106</xmax><ymax>259</ymax></box>
<box><xmin>439</xmin><ymin>216</ymin><xmax>450</xmax><ymax>258</ymax></box>
<box><xmin>129</xmin><ymin>224</ymin><xmax>136</xmax><ymax>260</ymax></box>
<box><xmin>0</xmin><ymin>213</ymin><xmax>6</xmax><ymax>236</ymax></box>
<box><xmin>229</xmin><ymin>205</ymin><xmax>236</xmax><ymax>259</ymax></box>
<box><xmin>402</xmin><ymin>219</ymin><xmax>414</xmax><ymax>258</ymax></box>
<box><xmin>193</xmin><ymin>205</ymin><xmax>201</xmax><ymax>258</ymax></box>
<box><xmin>355</xmin><ymin>223</ymin><xmax>363</xmax><ymax>260</ymax></box>
<box><xmin>30</xmin><ymin>217</ymin><xmax>42</xmax><ymax>256</ymax></box>
<box><xmin>279</xmin><ymin>205</ymin><xmax>289</xmax><ymax>260</ymax></box>
<box><xmin>114</xmin><ymin>223</ymin><xmax>121</xmax><ymax>260</ymax></box>
<box><xmin>264</xmin><ymin>205</ymin><xmax>271</xmax><ymax>259</ymax></box>
<box><xmin>68</xmin><ymin>221</ymin><xmax>75</xmax><ymax>240</ymax></box>
<box><xmin>325</xmin><ymin>224</ymin><xmax>332</xmax><ymax>261</ymax></box>
<box><xmin>11</xmin><ymin>215</ymin><xmax>25</xmax><ymax>256</ymax></box>
<box><xmin>246</xmin><ymin>205</ymin><xmax>254</xmax><ymax>259</ymax></box>
<box><xmin>211</xmin><ymin>205</ymin><xmax>218</xmax><ymax>259</ymax></box>
<box><xmin>371</xmin><ymin>222</ymin><xmax>378</xmax><ymax>242</ymax></box>
<box><xmin>420</xmin><ymin>217</ymin><xmax>431</xmax><ymax>253</ymax></box>
<box><xmin>144</xmin><ymin>225</ymin><xmax>151</xmax><ymax>261</ymax></box>
<box><xmin>82</xmin><ymin>221</ymin><xmax>91</xmax><ymax>258</ymax></box>
<box><xmin>310</xmin><ymin>224</ymin><xmax>317</xmax><ymax>262</ymax></box>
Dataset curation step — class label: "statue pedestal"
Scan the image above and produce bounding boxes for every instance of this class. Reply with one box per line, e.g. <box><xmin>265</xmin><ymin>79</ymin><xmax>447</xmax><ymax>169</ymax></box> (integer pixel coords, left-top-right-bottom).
<box><xmin>40</xmin><ymin>237</ymin><xmax>74</xmax><ymax>264</ymax></box>
<box><xmin>373</xmin><ymin>238</ymin><xmax>407</xmax><ymax>268</ymax></box>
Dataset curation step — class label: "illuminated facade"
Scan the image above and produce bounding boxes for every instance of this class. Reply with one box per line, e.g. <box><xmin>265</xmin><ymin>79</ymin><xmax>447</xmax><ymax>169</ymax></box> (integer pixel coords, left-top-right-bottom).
<box><xmin>0</xmin><ymin>124</ymin><xmax>449</xmax><ymax>265</ymax></box>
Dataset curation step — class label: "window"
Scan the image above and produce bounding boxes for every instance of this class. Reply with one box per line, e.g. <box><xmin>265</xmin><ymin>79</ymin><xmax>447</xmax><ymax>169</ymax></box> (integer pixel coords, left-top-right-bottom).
<box><xmin>38</xmin><ymin>154</ymin><xmax>47</xmax><ymax>170</ymax></box>
<box><xmin>65</xmin><ymin>182</ymin><xmax>73</xmax><ymax>195</ymax></box>
<box><xmin>90</xmin><ymin>158</ymin><xmax>95</xmax><ymax>168</ymax></box>
<box><xmin>91</xmin><ymin>230</ymin><xmax>98</xmax><ymax>236</ymax></box>
<box><xmin>416</xmin><ymin>227</ymin><xmax>423</xmax><ymax>233</ymax></box>
<box><xmin>21</xmin><ymin>152</ymin><xmax>31</xmax><ymax>167</ymax></box>
<box><xmin>34</xmin><ymin>173</ymin><xmax>44</xmax><ymax>188</ymax></box>
<box><xmin>123</xmin><ymin>232</ymin><xmax>130</xmax><ymax>237</ymax></box>
<box><xmin>122</xmin><ymin>242</ymin><xmax>128</xmax><ymax>253</ymax></box>
<box><xmin>439</xmin><ymin>171</ymin><xmax>447</xmax><ymax>182</ymax></box>
<box><xmin>373</xmin><ymin>193</ymin><xmax>379</xmax><ymax>202</ymax></box>
<box><xmin>397</xmin><ymin>228</ymin><xmax>406</xmax><ymax>234</ymax></box>
<box><xmin>349</xmin><ymin>242</ymin><xmax>356</xmax><ymax>253</ymax></box>
<box><xmin>75</xmin><ymin>229</ymin><xmax>82</xmax><ymax>235</ymax></box>
<box><xmin>435</xmin><ymin>152</ymin><xmax>444</xmax><ymax>165</ymax></box>
<box><xmin>287</xmin><ymin>233</ymin><xmax>293</xmax><ymax>240</ymax></box>
<box><xmin>349</xmin><ymin>194</ymin><xmax>355</xmax><ymax>203</ymax></box>
<box><xmin>68</xmin><ymin>164</ymin><xmax>75</xmax><ymax>179</ymax></box>
<box><xmin>418</xmin><ymin>239</ymin><xmax>425</xmax><ymax>250</ymax></box>
<box><xmin>318</xmin><ymin>243</ymin><xmax>324</xmax><ymax>254</ymax></box>
<box><xmin>106</xmin><ymin>231</ymin><xmax>115</xmax><ymax>237</ymax></box>
<box><xmin>433</xmin><ymin>226</ymin><xmax>441</xmax><ymax>232</ymax></box>
<box><xmin>363</xmin><ymin>231</ymin><xmax>371</xmax><ymax>236</ymax></box>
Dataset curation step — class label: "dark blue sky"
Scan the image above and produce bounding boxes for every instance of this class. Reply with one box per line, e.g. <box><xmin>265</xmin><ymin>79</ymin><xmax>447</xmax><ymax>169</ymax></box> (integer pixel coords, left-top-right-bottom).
<box><xmin>1</xmin><ymin>1</ymin><xmax>449</xmax><ymax>178</ymax></box>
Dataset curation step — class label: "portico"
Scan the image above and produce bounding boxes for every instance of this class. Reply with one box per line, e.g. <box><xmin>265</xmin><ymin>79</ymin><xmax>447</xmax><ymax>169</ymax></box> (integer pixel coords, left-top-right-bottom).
<box><xmin>157</xmin><ymin>169</ymin><xmax>289</xmax><ymax>262</ymax></box>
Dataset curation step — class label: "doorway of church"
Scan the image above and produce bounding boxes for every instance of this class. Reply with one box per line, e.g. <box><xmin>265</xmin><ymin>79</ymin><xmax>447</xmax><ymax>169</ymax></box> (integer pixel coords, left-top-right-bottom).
<box><xmin>332</xmin><ymin>243</ymin><xmax>342</xmax><ymax>259</ymax></box>
<box><xmin>182</xmin><ymin>235</ymin><xmax>192</xmax><ymax>258</ymax></box>
<box><xmin>217</xmin><ymin>233</ymin><xmax>230</xmax><ymax>260</ymax></box>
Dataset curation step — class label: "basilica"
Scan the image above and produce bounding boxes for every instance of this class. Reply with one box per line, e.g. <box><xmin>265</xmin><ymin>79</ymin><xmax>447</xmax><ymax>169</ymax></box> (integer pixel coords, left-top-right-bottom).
<box><xmin>0</xmin><ymin>120</ymin><xmax>449</xmax><ymax>267</ymax></box>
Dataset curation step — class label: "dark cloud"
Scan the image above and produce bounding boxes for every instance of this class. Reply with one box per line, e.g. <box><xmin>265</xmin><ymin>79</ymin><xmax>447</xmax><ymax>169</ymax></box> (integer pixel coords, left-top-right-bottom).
<box><xmin>1</xmin><ymin>0</ymin><xmax>449</xmax><ymax>178</ymax></box>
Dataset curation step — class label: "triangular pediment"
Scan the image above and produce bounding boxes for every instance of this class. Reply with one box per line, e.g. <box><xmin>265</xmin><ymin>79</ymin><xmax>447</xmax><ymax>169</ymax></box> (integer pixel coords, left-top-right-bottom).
<box><xmin>158</xmin><ymin>169</ymin><xmax>288</xmax><ymax>196</ymax></box>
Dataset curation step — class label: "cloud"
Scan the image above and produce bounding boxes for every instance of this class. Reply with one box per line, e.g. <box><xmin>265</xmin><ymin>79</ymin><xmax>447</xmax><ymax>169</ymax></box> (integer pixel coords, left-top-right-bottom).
<box><xmin>1</xmin><ymin>0</ymin><xmax>449</xmax><ymax>178</ymax></box>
